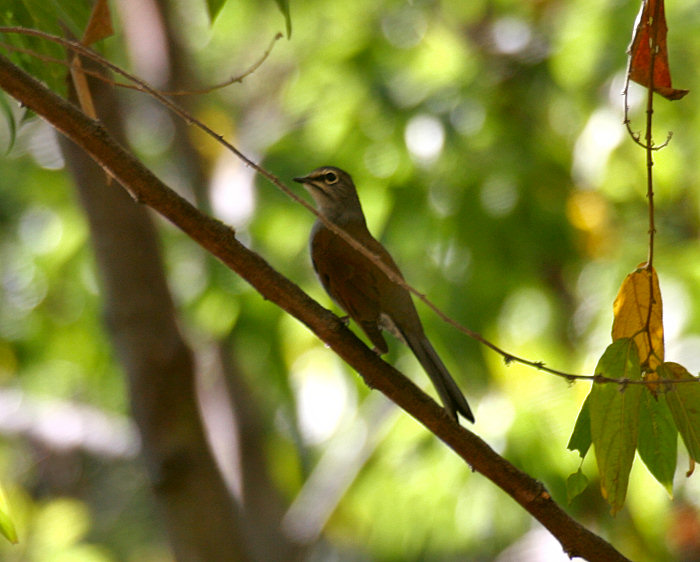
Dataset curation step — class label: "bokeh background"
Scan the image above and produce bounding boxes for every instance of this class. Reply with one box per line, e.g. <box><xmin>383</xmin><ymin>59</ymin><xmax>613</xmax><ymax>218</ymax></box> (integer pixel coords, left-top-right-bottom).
<box><xmin>1</xmin><ymin>0</ymin><xmax>700</xmax><ymax>560</ymax></box>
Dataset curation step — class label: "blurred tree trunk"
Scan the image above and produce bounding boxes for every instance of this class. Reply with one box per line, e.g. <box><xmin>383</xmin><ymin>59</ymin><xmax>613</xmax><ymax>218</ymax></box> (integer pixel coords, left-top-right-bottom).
<box><xmin>119</xmin><ymin>0</ymin><xmax>304</xmax><ymax>558</ymax></box>
<box><xmin>59</xmin><ymin>61</ymin><xmax>253</xmax><ymax>560</ymax></box>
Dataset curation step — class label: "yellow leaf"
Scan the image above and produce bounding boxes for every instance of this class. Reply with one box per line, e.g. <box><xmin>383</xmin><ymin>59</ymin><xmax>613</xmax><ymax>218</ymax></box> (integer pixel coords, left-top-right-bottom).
<box><xmin>612</xmin><ymin>266</ymin><xmax>664</xmax><ymax>370</ymax></box>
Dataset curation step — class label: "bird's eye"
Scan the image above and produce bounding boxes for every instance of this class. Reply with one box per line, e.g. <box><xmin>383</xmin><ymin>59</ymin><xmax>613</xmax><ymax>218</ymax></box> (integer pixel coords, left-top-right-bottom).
<box><xmin>324</xmin><ymin>172</ymin><xmax>338</xmax><ymax>184</ymax></box>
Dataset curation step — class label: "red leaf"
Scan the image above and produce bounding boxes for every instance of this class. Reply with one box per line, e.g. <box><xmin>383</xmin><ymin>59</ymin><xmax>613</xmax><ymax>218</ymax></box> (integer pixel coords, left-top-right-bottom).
<box><xmin>628</xmin><ymin>0</ymin><xmax>688</xmax><ymax>101</ymax></box>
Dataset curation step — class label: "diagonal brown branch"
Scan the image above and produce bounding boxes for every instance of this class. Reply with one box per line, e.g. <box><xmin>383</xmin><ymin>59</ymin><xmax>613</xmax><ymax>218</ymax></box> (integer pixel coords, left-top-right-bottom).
<box><xmin>0</xmin><ymin>53</ymin><xmax>631</xmax><ymax>562</ymax></box>
<box><xmin>0</xmin><ymin>28</ymin><xmax>583</xmax><ymax>385</ymax></box>
<box><xmin>2</xmin><ymin>26</ymin><xmax>693</xmax><ymax>390</ymax></box>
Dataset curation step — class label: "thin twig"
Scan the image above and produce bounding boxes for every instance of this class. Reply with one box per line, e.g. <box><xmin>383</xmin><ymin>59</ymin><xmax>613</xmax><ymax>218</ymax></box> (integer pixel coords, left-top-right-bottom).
<box><xmin>0</xmin><ymin>31</ymin><xmax>283</xmax><ymax>95</ymax></box>
<box><xmin>639</xmin><ymin>0</ymin><xmax>662</xmax><ymax>366</ymax></box>
<box><xmin>644</xmin><ymin>0</ymin><xmax>659</xmax><ymax>271</ymax></box>
<box><xmin>0</xmin><ymin>27</ymin><xmax>696</xmax><ymax>389</ymax></box>
<box><xmin>158</xmin><ymin>32</ymin><xmax>283</xmax><ymax>96</ymax></box>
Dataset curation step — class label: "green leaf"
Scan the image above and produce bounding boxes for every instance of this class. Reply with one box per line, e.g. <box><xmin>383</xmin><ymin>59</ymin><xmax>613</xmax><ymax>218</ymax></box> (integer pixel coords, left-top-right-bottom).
<box><xmin>590</xmin><ymin>339</ymin><xmax>642</xmax><ymax>515</ymax></box>
<box><xmin>662</xmin><ymin>362</ymin><xmax>700</xmax><ymax>462</ymax></box>
<box><xmin>0</xmin><ymin>484</ymin><xmax>17</xmax><ymax>544</ymax></box>
<box><xmin>0</xmin><ymin>94</ymin><xmax>17</xmax><ymax>153</ymax></box>
<box><xmin>567</xmin><ymin>394</ymin><xmax>591</xmax><ymax>458</ymax></box>
<box><xmin>566</xmin><ymin>468</ymin><xmax>589</xmax><ymax>504</ymax></box>
<box><xmin>0</xmin><ymin>2</ymin><xmax>94</xmax><ymax>94</ymax></box>
<box><xmin>637</xmin><ymin>389</ymin><xmax>677</xmax><ymax>494</ymax></box>
<box><xmin>273</xmin><ymin>0</ymin><xmax>292</xmax><ymax>38</ymax></box>
<box><xmin>205</xmin><ymin>0</ymin><xmax>228</xmax><ymax>22</ymax></box>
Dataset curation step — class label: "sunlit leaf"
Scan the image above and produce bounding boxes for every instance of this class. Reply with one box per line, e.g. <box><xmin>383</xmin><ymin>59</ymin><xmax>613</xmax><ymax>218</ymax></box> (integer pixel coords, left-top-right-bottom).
<box><xmin>590</xmin><ymin>339</ymin><xmax>642</xmax><ymax>515</ymax></box>
<box><xmin>567</xmin><ymin>394</ymin><xmax>591</xmax><ymax>458</ymax></box>
<box><xmin>612</xmin><ymin>267</ymin><xmax>664</xmax><ymax>371</ymax></box>
<box><xmin>662</xmin><ymin>362</ymin><xmax>700</xmax><ymax>463</ymax></box>
<box><xmin>637</xmin><ymin>388</ymin><xmax>677</xmax><ymax>494</ymax></box>
<box><xmin>628</xmin><ymin>0</ymin><xmax>689</xmax><ymax>100</ymax></box>
<box><xmin>205</xmin><ymin>0</ymin><xmax>228</xmax><ymax>22</ymax></box>
<box><xmin>0</xmin><ymin>484</ymin><xmax>17</xmax><ymax>544</ymax></box>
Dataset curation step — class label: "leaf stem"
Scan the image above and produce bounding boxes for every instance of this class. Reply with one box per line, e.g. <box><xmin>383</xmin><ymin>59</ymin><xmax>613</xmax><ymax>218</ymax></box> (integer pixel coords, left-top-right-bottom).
<box><xmin>644</xmin><ymin>0</ymin><xmax>660</xmax><ymax>272</ymax></box>
<box><xmin>643</xmin><ymin>0</ymin><xmax>662</xmax><ymax>360</ymax></box>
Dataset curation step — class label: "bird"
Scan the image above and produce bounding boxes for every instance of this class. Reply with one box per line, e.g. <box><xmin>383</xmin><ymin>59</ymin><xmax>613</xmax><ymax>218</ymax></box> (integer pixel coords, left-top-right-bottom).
<box><xmin>294</xmin><ymin>166</ymin><xmax>474</xmax><ymax>423</ymax></box>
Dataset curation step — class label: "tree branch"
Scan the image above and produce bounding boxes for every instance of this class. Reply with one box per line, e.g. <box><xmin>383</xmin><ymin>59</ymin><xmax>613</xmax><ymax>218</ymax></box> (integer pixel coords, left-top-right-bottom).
<box><xmin>0</xmin><ymin>53</ymin><xmax>630</xmax><ymax>562</ymax></box>
<box><xmin>58</xmin><ymin>57</ymin><xmax>253</xmax><ymax>561</ymax></box>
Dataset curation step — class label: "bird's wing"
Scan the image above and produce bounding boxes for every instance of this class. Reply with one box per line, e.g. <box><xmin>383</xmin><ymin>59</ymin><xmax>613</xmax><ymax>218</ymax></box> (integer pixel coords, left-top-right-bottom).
<box><xmin>311</xmin><ymin>224</ymin><xmax>389</xmax><ymax>353</ymax></box>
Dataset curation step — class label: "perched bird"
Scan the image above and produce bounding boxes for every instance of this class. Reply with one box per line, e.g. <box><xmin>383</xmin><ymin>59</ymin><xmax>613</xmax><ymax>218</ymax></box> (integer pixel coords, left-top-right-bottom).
<box><xmin>294</xmin><ymin>166</ymin><xmax>474</xmax><ymax>423</ymax></box>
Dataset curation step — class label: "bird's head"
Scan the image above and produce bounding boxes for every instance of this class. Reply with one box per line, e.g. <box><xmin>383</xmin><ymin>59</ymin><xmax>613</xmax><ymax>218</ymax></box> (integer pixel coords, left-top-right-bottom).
<box><xmin>294</xmin><ymin>166</ymin><xmax>364</xmax><ymax>223</ymax></box>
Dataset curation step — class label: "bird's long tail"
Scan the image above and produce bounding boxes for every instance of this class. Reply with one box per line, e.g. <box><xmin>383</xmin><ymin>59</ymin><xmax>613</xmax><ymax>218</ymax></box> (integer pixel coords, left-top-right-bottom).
<box><xmin>402</xmin><ymin>331</ymin><xmax>474</xmax><ymax>423</ymax></box>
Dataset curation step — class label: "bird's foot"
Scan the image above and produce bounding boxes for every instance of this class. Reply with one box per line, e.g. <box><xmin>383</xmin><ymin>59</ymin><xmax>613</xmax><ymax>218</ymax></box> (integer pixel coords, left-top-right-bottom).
<box><xmin>338</xmin><ymin>315</ymin><xmax>350</xmax><ymax>326</ymax></box>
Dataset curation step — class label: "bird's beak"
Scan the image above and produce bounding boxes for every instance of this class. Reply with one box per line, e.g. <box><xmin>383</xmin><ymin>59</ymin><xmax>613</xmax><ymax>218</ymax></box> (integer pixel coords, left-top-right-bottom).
<box><xmin>294</xmin><ymin>174</ymin><xmax>326</xmax><ymax>195</ymax></box>
<box><xmin>294</xmin><ymin>173</ymin><xmax>329</xmax><ymax>202</ymax></box>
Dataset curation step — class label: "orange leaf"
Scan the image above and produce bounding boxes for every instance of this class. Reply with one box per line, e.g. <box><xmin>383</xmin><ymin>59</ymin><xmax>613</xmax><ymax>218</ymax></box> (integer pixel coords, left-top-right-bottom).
<box><xmin>628</xmin><ymin>0</ymin><xmax>688</xmax><ymax>101</ymax></box>
<box><xmin>71</xmin><ymin>0</ymin><xmax>114</xmax><ymax>122</ymax></box>
<box><xmin>81</xmin><ymin>0</ymin><xmax>114</xmax><ymax>46</ymax></box>
<box><xmin>69</xmin><ymin>56</ymin><xmax>97</xmax><ymax>119</ymax></box>
<box><xmin>612</xmin><ymin>266</ymin><xmax>664</xmax><ymax>370</ymax></box>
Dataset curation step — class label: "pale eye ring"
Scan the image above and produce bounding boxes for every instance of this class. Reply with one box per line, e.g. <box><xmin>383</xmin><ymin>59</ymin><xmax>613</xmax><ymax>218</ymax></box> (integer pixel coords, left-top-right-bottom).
<box><xmin>324</xmin><ymin>171</ymin><xmax>338</xmax><ymax>184</ymax></box>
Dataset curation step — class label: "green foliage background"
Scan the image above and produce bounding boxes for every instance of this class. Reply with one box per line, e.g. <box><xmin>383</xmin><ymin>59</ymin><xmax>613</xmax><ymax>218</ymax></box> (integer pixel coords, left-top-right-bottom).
<box><xmin>1</xmin><ymin>0</ymin><xmax>700</xmax><ymax>560</ymax></box>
